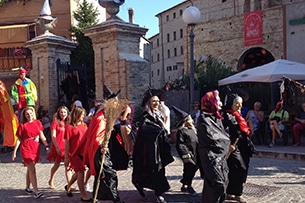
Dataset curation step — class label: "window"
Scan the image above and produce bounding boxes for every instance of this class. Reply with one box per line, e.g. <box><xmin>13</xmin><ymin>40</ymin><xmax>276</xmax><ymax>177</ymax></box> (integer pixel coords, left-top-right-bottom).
<box><xmin>173</xmin><ymin>31</ymin><xmax>176</xmax><ymax>40</ymax></box>
<box><xmin>167</xmin><ymin>49</ymin><xmax>170</xmax><ymax>58</ymax></box>
<box><xmin>157</xmin><ymin>53</ymin><xmax>160</xmax><ymax>61</ymax></box>
<box><xmin>180</xmin><ymin>46</ymin><xmax>183</xmax><ymax>55</ymax></box>
<box><xmin>179</xmin><ymin>9</ymin><xmax>183</xmax><ymax>16</ymax></box>
<box><xmin>167</xmin><ymin>66</ymin><xmax>172</xmax><ymax>71</ymax></box>
<box><xmin>151</xmin><ymin>70</ymin><xmax>154</xmax><ymax>77</ymax></box>
<box><xmin>166</xmin><ymin>15</ymin><xmax>169</xmax><ymax>21</ymax></box>
<box><xmin>173</xmin><ymin>65</ymin><xmax>177</xmax><ymax>70</ymax></box>
<box><xmin>167</xmin><ymin>33</ymin><xmax>170</xmax><ymax>42</ymax></box>
<box><xmin>157</xmin><ymin>38</ymin><xmax>159</xmax><ymax>46</ymax></box>
<box><xmin>173</xmin><ymin>12</ymin><xmax>176</xmax><ymax>19</ymax></box>
<box><xmin>180</xmin><ymin>29</ymin><xmax>183</xmax><ymax>38</ymax></box>
<box><xmin>174</xmin><ymin>48</ymin><xmax>177</xmax><ymax>56</ymax></box>
<box><xmin>157</xmin><ymin>69</ymin><xmax>160</xmax><ymax>76</ymax></box>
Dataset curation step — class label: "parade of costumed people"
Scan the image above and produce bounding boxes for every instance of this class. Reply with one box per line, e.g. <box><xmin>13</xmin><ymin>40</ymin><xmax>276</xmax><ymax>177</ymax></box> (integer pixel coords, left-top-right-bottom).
<box><xmin>11</xmin><ymin>64</ymin><xmax>37</xmax><ymax>118</ymax></box>
<box><xmin>72</xmin><ymin>84</ymin><xmax>129</xmax><ymax>203</ymax></box>
<box><xmin>222</xmin><ymin>92</ymin><xmax>256</xmax><ymax>203</ymax></box>
<box><xmin>132</xmin><ymin>88</ymin><xmax>174</xmax><ymax>203</ymax></box>
<box><xmin>172</xmin><ymin>105</ymin><xmax>199</xmax><ymax>196</ymax></box>
<box><xmin>0</xmin><ymin>80</ymin><xmax>19</xmax><ymax>152</ymax></box>
<box><xmin>196</xmin><ymin>90</ymin><xmax>230</xmax><ymax>203</ymax></box>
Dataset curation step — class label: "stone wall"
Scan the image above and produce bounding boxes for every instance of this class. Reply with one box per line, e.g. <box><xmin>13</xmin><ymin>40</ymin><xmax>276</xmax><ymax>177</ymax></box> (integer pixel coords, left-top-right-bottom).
<box><xmin>193</xmin><ymin>7</ymin><xmax>284</xmax><ymax>70</ymax></box>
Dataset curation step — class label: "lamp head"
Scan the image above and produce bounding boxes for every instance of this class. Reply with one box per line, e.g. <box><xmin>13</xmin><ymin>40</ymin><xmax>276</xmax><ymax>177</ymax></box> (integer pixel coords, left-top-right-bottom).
<box><xmin>182</xmin><ymin>6</ymin><xmax>201</xmax><ymax>25</ymax></box>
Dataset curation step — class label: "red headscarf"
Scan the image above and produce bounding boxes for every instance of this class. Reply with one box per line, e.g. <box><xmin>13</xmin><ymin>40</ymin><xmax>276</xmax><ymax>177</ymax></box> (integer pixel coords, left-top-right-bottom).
<box><xmin>201</xmin><ymin>90</ymin><xmax>223</xmax><ymax>119</ymax></box>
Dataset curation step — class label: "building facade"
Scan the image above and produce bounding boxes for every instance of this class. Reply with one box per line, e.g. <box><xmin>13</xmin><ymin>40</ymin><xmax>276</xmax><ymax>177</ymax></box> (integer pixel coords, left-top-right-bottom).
<box><xmin>150</xmin><ymin>0</ymin><xmax>305</xmax><ymax>88</ymax></box>
<box><xmin>0</xmin><ymin>0</ymin><xmax>106</xmax><ymax>86</ymax></box>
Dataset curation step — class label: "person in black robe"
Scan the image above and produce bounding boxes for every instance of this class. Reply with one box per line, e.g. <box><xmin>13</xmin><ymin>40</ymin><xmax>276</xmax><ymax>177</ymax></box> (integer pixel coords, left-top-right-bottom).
<box><xmin>132</xmin><ymin>90</ymin><xmax>174</xmax><ymax>203</ymax></box>
<box><xmin>222</xmin><ymin>93</ymin><xmax>253</xmax><ymax>203</ymax></box>
<box><xmin>60</xmin><ymin>70</ymin><xmax>79</xmax><ymax>106</ymax></box>
<box><xmin>197</xmin><ymin>90</ymin><xmax>230</xmax><ymax>203</ymax></box>
<box><xmin>172</xmin><ymin>105</ymin><xmax>199</xmax><ymax>195</ymax></box>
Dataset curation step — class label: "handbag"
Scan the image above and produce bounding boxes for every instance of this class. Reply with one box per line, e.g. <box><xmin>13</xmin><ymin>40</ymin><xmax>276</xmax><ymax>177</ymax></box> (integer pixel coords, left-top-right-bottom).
<box><xmin>272</xmin><ymin>116</ymin><xmax>281</xmax><ymax>122</ymax></box>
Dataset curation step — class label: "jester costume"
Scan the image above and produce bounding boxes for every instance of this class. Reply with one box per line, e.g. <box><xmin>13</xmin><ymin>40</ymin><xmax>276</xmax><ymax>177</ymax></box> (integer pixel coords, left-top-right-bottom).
<box><xmin>11</xmin><ymin>66</ymin><xmax>37</xmax><ymax>116</ymax></box>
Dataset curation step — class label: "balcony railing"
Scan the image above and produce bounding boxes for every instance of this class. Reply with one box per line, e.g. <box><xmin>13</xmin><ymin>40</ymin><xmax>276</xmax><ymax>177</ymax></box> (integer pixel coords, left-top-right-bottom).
<box><xmin>0</xmin><ymin>56</ymin><xmax>32</xmax><ymax>72</ymax></box>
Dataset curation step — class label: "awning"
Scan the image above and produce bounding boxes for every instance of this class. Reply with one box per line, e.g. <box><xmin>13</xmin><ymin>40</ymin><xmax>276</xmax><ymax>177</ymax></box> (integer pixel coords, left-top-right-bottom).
<box><xmin>0</xmin><ymin>24</ymin><xmax>29</xmax><ymax>48</ymax></box>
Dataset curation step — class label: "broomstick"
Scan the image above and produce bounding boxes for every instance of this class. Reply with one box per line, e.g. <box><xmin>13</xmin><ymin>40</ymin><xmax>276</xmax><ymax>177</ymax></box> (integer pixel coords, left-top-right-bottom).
<box><xmin>226</xmin><ymin>138</ymin><xmax>239</xmax><ymax>159</ymax></box>
<box><xmin>93</xmin><ymin>97</ymin><xmax>130</xmax><ymax>202</ymax></box>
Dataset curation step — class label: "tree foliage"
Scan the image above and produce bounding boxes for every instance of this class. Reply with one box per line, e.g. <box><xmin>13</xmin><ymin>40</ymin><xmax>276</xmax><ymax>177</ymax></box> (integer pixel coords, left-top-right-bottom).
<box><xmin>70</xmin><ymin>0</ymin><xmax>99</xmax><ymax>92</ymax></box>
<box><xmin>0</xmin><ymin>0</ymin><xmax>28</xmax><ymax>7</ymax></box>
<box><xmin>182</xmin><ymin>56</ymin><xmax>235</xmax><ymax>96</ymax></box>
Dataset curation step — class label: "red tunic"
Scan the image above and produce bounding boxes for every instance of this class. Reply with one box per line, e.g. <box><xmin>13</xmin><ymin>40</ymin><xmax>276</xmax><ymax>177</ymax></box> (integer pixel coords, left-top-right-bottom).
<box><xmin>65</xmin><ymin>123</ymin><xmax>87</xmax><ymax>172</ymax></box>
<box><xmin>72</xmin><ymin>110</ymin><xmax>106</xmax><ymax>176</ymax></box>
<box><xmin>46</xmin><ymin>120</ymin><xmax>66</xmax><ymax>162</ymax></box>
<box><xmin>16</xmin><ymin>120</ymin><xmax>43</xmax><ymax>165</ymax></box>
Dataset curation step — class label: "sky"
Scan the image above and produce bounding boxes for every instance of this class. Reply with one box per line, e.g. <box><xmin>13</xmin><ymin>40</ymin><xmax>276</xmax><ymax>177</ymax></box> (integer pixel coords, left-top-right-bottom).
<box><xmin>117</xmin><ymin>1</ymin><xmax>185</xmax><ymax>38</ymax></box>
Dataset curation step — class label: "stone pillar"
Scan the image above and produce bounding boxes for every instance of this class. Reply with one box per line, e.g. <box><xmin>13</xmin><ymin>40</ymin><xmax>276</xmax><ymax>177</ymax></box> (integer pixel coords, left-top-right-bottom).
<box><xmin>85</xmin><ymin>19</ymin><xmax>149</xmax><ymax>106</ymax></box>
<box><xmin>25</xmin><ymin>33</ymin><xmax>77</xmax><ymax>114</ymax></box>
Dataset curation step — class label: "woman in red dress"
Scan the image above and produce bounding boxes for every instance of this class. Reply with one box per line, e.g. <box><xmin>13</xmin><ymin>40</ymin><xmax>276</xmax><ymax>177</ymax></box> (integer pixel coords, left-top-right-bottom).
<box><xmin>12</xmin><ymin>106</ymin><xmax>50</xmax><ymax>199</ymax></box>
<box><xmin>64</xmin><ymin>106</ymin><xmax>92</xmax><ymax>202</ymax></box>
<box><xmin>46</xmin><ymin>106</ymin><xmax>71</xmax><ymax>189</ymax></box>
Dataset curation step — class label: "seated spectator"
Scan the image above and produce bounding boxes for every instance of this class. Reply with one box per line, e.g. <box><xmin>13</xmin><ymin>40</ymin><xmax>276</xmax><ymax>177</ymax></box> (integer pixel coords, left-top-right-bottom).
<box><xmin>267</xmin><ymin>101</ymin><xmax>289</xmax><ymax>148</ymax></box>
<box><xmin>245</xmin><ymin>102</ymin><xmax>264</xmax><ymax>145</ymax></box>
<box><xmin>292</xmin><ymin>103</ymin><xmax>305</xmax><ymax>147</ymax></box>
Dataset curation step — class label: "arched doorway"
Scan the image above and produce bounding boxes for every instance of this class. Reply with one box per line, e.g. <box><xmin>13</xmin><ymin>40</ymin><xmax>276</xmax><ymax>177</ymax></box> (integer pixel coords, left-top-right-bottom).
<box><xmin>237</xmin><ymin>47</ymin><xmax>274</xmax><ymax>71</ymax></box>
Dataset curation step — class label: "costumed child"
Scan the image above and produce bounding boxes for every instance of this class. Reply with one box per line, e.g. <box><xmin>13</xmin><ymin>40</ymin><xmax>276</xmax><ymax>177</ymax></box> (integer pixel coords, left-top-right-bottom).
<box><xmin>172</xmin><ymin>105</ymin><xmax>199</xmax><ymax>196</ymax></box>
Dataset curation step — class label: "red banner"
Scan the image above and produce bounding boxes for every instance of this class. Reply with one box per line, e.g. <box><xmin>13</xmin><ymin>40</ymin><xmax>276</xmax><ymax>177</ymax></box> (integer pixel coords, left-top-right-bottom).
<box><xmin>244</xmin><ymin>10</ymin><xmax>262</xmax><ymax>46</ymax></box>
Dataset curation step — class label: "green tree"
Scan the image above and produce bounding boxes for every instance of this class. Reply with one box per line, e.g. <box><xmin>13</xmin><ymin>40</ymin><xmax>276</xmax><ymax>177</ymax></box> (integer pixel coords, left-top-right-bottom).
<box><xmin>70</xmin><ymin>0</ymin><xmax>99</xmax><ymax>93</ymax></box>
<box><xmin>0</xmin><ymin>0</ymin><xmax>28</xmax><ymax>7</ymax></box>
<box><xmin>182</xmin><ymin>56</ymin><xmax>235</xmax><ymax>97</ymax></box>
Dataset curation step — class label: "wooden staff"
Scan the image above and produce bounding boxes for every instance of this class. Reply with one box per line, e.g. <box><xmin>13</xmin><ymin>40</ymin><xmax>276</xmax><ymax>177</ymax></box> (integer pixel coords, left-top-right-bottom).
<box><xmin>93</xmin><ymin>98</ymin><xmax>130</xmax><ymax>203</ymax></box>
<box><xmin>226</xmin><ymin>138</ymin><xmax>239</xmax><ymax>159</ymax></box>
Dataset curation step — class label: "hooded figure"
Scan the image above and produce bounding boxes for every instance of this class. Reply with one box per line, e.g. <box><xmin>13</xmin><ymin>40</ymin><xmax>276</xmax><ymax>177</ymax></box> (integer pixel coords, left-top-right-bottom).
<box><xmin>172</xmin><ymin>105</ymin><xmax>199</xmax><ymax>195</ymax></box>
<box><xmin>132</xmin><ymin>89</ymin><xmax>174</xmax><ymax>203</ymax></box>
<box><xmin>222</xmin><ymin>92</ymin><xmax>253</xmax><ymax>203</ymax></box>
<box><xmin>196</xmin><ymin>90</ymin><xmax>230</xmax><ymax>203</ymax></box>
<box><xmin>11</xmin><ymin>65</ymin><xmax>37</xmax><ymax>117</ymax></box>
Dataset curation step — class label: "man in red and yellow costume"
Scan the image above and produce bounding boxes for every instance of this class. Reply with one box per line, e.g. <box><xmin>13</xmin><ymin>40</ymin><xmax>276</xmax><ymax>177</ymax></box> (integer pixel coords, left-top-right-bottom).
<box><xmin>11</xmin><ymin>65</ymin><xmax>37</xmax><ymax>117</ymax></box>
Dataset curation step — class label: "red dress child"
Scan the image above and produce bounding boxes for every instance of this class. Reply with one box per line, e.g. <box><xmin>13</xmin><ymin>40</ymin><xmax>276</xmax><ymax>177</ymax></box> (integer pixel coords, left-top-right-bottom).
<box><xmin>16</xmin><ymin>120</ymin><xmax>44</xmax><ymax>165</ymax></box>
<box><xmin>65</xmin><ymin>123</ymin><xmax>87</xmax><ymax>172</ymax></box>
<box><xmin>46</xmin><ymin>120</ymin><xmax>66</xmax><ymax>162</ymax></box>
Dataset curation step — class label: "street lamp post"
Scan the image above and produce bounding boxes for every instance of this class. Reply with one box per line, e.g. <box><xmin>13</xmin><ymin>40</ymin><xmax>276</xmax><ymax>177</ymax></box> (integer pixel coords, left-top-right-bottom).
<box><xmin>182</xmin><ymin>6</ymin><xmax>201</xmax><ymax>112</ymax></box>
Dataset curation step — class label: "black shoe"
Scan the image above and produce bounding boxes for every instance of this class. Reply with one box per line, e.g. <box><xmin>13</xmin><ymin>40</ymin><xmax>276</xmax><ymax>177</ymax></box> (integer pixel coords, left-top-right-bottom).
<box><xmin>25</xmin><ymin>188</ymin><xmax>33</xmax><ymax>194</ymax></box>
<box><xmin>65</xmin><ymin>185</ymin><xmax>73</xmax><ymax>197</ymax></box>
<box><xmin>81</xmin><ymin>198</ymin><xmax>93</xmax><ymax>202</ymax></box>
<box><xmin>134</xmin><ymin>184</ymin><xmax>145</xmax><ymax>197</ymax></box>
<box><xmin>34</xmin><ymin>191</ymin><xmax>43</xmax><ymax>199</ymax></box>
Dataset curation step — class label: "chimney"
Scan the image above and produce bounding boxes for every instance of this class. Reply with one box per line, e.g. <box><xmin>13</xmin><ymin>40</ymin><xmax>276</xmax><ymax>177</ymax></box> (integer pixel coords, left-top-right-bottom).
<box><xmin>128</xmin><ymin>8</ymin><xmax>134</xmax><ymax>24</ymax></box>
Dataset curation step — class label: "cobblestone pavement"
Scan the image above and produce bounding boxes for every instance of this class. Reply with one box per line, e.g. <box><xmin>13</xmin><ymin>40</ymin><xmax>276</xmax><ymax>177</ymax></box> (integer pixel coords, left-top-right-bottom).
<box><xmin>1</xmin><ymin>144</ymin><xmax>305</xmax><ymax>203</ymax></box>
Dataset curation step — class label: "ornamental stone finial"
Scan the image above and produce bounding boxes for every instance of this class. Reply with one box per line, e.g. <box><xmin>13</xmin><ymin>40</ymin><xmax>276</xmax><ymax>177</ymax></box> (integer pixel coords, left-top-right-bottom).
<box><xmin>98</xmin><ymin>0</ymin><xmax>125</xmax><ymax>19</ymax></box>
<box><xmin>34</xmin><ymin>0</ymin><xmax>57</xmax><ymax>34</ymax></box>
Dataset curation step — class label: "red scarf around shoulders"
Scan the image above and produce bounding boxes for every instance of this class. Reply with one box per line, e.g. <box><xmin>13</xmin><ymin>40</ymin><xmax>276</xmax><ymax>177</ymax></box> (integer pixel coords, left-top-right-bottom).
<box><xmin>227</xmin><ymin>109</ymin><xmax>251</xmax><ymax>136</ymax></box>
